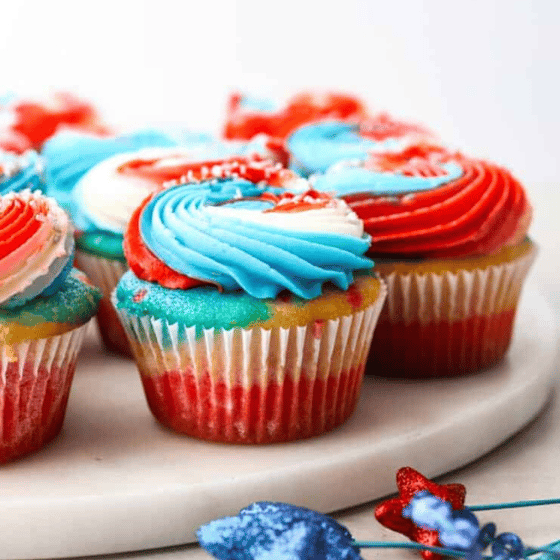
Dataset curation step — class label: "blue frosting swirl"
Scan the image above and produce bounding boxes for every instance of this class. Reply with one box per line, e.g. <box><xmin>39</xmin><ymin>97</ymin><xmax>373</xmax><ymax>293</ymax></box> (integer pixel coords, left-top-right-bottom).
<box><xmin>0</xmin><ymin>150</ymin><xmax>44</xmax><ymax>195</ymax></box>
<box><xmin>42</xmin><ymin>129</ymin><xmax>179</xmax><ymax>214</ymax></box>
<box><xmin>287</xmin><ymin>120</ymin><xmax>405</xmax><ymax>177</ymax></box>
<box><xmin>140</xmin><ymin>179</ymin><xmax>372</xmax><ymax>299</ymax></box>
<box><xmin>312</xmin><ymin>162</ymin><xmax>465</xmax><ymax>196</ymax></box>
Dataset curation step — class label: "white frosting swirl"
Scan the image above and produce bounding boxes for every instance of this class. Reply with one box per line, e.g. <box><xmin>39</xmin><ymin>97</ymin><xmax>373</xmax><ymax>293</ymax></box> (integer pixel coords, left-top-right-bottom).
<box><xmin>206</xmin><ymin>194</ymin><xmax>364</xmax><ymax>238</ymax></box>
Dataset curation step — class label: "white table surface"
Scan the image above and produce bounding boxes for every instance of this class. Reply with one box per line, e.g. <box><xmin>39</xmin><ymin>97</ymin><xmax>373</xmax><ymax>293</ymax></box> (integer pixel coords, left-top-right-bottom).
<box><xmin>64</xmin><ymin>185</ymin><xmax>560</xmax><ymax>560</ymax></box>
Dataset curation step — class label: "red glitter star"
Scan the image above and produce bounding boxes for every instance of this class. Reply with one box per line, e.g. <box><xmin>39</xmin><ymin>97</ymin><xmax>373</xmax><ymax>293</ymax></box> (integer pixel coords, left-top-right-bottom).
<box><xmin>374</xmin><ymin>467</ymin><xmax>466</xmax><ymax>560</ymax></box>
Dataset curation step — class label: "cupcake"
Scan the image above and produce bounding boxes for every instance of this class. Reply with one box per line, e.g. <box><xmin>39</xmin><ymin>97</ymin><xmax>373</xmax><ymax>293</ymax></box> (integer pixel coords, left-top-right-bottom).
<box><xmin>71</xmin><ymin>152</ymin><xmax>302</xmax><ymax>355</ymax></box>
<box><xmin>0</xmin><ymin>92</ymin><xmax>106</xmax><ymax>150</ymax></box>
<box><xmin>113</xmin><ymin>175</ymin><xmax>386</xmax><ymax>444</ymax></box>
<box><xmin>287</xmin><ymin>114</ymin><xmax>434</xmax><ymax>177</ymax></box>
<box><xmin>313</xmin><ymin>145</ymin><xmax>535</xmax><ymax>378</ymax></box>
<box><xmin>0</xmin><ymin>190</ymin><xmax>100</xmax><ymax>462</ymax></box>
<box><xmin>224</xmin><ymin>91</ymin><xmax>368</xmax><ymax>141</ymax></box>
<box><xmin>0</xmin><ymin>149</ymin><xmax>44</xmax><ymax>195</ymax></box>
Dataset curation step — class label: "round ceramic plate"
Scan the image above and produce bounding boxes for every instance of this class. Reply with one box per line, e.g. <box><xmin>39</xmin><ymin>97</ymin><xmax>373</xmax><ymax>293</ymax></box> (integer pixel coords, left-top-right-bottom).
<box><xmin>0</xmin><ymin>288</ymin><xmax>556</xmax><ymax>559</ymax></box>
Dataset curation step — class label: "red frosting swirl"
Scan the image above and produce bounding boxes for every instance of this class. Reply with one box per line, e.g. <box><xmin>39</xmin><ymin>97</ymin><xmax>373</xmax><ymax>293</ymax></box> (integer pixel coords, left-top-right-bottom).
<box><xmin>4</xmin><ymin>92</ymin><xmax>108</xmax><ymax>149</ymax></box>
<box><xmin>224</xmin><ymin>91</ymin><xmax>367</xmax><ymax>140</ymax></box>
<box><xmin>0</xmin><ymin>195</ymin><xmax>46</xmax><ymax>259</ymax></box>
<box><xmin>345</xmin><ymin>148</ymin><xmax>532</xmax><ymax>259</ymax></box>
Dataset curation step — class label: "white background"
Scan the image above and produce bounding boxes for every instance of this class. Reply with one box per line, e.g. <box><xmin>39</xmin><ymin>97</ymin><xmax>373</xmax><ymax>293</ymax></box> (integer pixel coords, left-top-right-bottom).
<box><xmin>2</xmin><ymin>0</ymin><xmax>559</xmax><ymax>188</ymax></box>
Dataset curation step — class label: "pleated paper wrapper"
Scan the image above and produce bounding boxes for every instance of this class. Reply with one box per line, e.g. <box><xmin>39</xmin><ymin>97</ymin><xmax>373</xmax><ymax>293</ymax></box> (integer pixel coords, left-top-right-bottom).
<box><xmin>115</xmin><ymin>288</ymin><xmax>386</xmax><ymax>444</ymax></box>
<box><xmin>367</xmin><ymin>245</ymin><xmax>537</xmax><ymax>378</ymax></box>
<box><xmin>75</xmin><ymin>250</ymin><xmax>131</xmax><ymax>355</ymax></box>
<box><xmin>0</xmin><ymin>322</ymin><xmax>89</xmax><ymax>463</ymax></box>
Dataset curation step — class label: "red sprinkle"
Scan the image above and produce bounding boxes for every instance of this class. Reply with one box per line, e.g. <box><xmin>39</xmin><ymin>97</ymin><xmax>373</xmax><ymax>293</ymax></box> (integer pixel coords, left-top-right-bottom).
<box><xmin>133</xmin><ymin>289</ymin><xmax>148</xmax><ymax>303</ymax></box>
<box><xmin>346</xmin><ymin>284</ymin><xmax>363</xmax><ymax>309</ymax></box>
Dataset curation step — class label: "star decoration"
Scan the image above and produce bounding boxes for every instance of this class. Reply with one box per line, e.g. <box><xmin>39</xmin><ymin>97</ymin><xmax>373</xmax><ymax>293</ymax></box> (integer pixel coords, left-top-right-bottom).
<box><xmin>374</xmin><ymin>467</ymin><xmax>466</xmax><ymax>560</ymax></box>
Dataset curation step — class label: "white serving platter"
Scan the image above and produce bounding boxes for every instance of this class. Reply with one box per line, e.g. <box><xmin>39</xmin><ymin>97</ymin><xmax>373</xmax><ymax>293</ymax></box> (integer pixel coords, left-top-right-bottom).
<box><xmin>0</xmin><ymin>288</ymin><xmax>556</xmax><ymax>560</ymax></box>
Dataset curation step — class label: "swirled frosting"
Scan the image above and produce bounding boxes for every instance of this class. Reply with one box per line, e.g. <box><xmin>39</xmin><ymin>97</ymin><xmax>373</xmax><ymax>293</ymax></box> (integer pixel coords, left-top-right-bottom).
<box><xmin>313</xmin><ymin>146</ymin><xmax>532</xmax><ymax>259</ymax></box>
<box><xmin>0</xmin><ymin>190</ymin><xmax>74</xmax><ymax>309</ymax></box>
<box><xmin>1</xmin><ymin>92</ymin><xmax>104</xmax><ymax>149</ymax></box>
<box><xmin>224</xmin><ymin>91</ymin><xmax>367</xmax><ymax>140</ymax></box>
<box><xmin>0</xmin><ymin>150</ymin><xmax>44</xmax><ymax>195</ymax></box>
<box><xmin>44</xmin><ymin>130</ymin><xmax>289</xmax><ymax>216</ymax></box>
<box><xmin>43</xmin><ymin>129</ymin><xmax>178</xmax><ymax>213</ymax></box>
<box><xmin>287</xmin><ymin>116</ymin><xmax>434</xmax><ymax>177</ymax></box>
<box><xmin>126</xmin><ymin>180</ymin><xmax>372</xmax><ymax>299</ymax></box>
<box><xmin>74</xmin><ymin>151</ymin><xmax>303</xmax><ymax>235</ymax></box>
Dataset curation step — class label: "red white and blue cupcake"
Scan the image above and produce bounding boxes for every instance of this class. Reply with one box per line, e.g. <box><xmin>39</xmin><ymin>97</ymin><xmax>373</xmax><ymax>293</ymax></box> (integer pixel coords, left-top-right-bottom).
<box><xmin>69</xmin><ymin>152</ymin><xmax>302</xmax><ymax>355</ymax></box>
<box><xmin>0</xmin><ymin>190</ymin><xmax>100</xmax><ymax>462</ymax></box>
<box><xmin>113</xmin><ymin>169</ymin><xmax>386</xmax><ymax>444</ymax></box>
<box><xmin>313</xmin><ymin>145</ymin><xmax>535</xmax><ymax>377</ymax></box>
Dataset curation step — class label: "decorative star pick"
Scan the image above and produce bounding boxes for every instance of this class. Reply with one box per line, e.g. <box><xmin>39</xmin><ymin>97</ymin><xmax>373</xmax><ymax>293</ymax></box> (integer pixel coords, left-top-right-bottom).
<box><xmin>374</xmin><ymin>467</ymin><xmax>467</xmax><ymax>560</ymax></box>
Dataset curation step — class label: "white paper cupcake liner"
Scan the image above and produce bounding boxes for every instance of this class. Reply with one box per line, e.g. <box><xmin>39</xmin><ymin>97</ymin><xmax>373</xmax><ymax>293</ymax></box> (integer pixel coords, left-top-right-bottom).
<box><xmin>74</xmin><ymin>250</ymin><xmax>130</xmax><ymax>354</ymax></box>
<box><xmin>0</xmin><ymin>322</ymin><xmax>89</xmax><ymax>462</ymax></box>
<box><xmin>115</xmin><ymin>287</ymin><xmax>386</xmax><ymax>443</ymax></box>
<box><xmin>368</xmin><ymin>245</ymin><xmax>537</xmax><ymax>377</ymax></box>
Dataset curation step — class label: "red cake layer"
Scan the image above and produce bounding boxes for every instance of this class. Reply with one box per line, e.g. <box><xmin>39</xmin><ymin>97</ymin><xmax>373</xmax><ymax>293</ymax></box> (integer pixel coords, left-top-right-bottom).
<box><xmin>366</xmin><ymin>309</ymin><xmax>517</xmax><ymax>378</ymax></box>
<box><xmin>0</xmin><ymin>358</ymin><xmax>76</xmax><ymax>463</ymax></box>
<box><xmin>140</xmin><ymin>366</ymin><xmax>365</xmax><ymax>444</ymax></box>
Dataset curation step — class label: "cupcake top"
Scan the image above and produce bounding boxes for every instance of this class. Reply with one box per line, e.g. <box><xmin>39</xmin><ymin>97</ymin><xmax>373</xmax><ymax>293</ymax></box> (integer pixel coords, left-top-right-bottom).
<box><xmin>287</xmin><ymin>115</ymin><xmax>434</xmax><ymax>177</ymax></box>
<box><xmin>0</xmin><ymin>189</ymin><xmax>75</xmax><ymax>309</ymax></box>
<box><xmin>312</xmin><ymin>145</ymin><xmax>532</xmax><ymax>259</ymax></box>
<box><xmin>73</xmin><ymin>152</ymin><xmax>304</xmax><ymax>261</ymax></box>
<box><xmin>224</xmin><ymin>91</ymin><xmax>367</xmax><ymax>140</ymax></box>
<box><xmin>43</xmin><ymin>129</ymin><xmax>179</xmax><ymax>213</ymax></box>
<box><xmin>43</xmin><ymin>130</ymin><xmax>289</xmax><ymax>216</ymax></box>
<box><xmin>124</xmin><ymin>165</ymin><xmax>372</xmax><ymax>300</ymax></box>
<box><xmin>0</xmin><ymin>149</ymin><xmax>44</xmax><ymax>195</ymax></box>
<box><xmin>0</xmin><ymin>92</ymin><xmax>104</xmax><ymax>149</ymax></box>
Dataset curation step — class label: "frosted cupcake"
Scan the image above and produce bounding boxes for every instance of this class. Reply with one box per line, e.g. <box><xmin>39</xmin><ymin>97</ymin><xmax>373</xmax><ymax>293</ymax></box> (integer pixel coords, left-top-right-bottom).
<box><xmin>287</xmin><ymin>114</ymin><xmax>434</xmax><ymax>177</ymax></box>
<box><xmin>0</xmin><ymin>190</ymin><xmax>100</xmax><ymax>462</ymax></box>
<box><xmin>313</xmin><ymin>145</ymin><xmax>535</xmax><ymax>378</ymax></box>
<box><xmin>224</xmin><ymin>90</ymin><xmax>367</xmax><ymax>141</ymax></box>
<box><xmin>113</xmin><ymin>176</ymin><xmax>386</xmax><ymax>444</ymax></box>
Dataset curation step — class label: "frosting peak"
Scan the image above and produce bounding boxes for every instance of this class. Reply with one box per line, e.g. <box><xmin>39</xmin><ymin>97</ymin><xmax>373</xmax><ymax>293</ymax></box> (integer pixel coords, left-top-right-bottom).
<box><xmin>0</xmin><ymin>190</ymin><xmax>74</xmax><ymax>308</ymax></box>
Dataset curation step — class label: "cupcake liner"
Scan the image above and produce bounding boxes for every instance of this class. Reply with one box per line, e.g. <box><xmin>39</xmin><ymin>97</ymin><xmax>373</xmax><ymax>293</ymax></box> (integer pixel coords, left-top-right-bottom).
<box><xmin>0</xmin><ymin>322</ymin><xmax>89</xmax><ymax>463</ymax></box>
<box><xmin>74</xmin><ymin>250</ymin><xmax>130</xmax><ymax>355</ymax></box>
<box><xmin>367</xmin><ymin>245</ymin><xmax>537</xmax><ymax>378</ymax></box>
<box><xmin>115</xmin><ymin>287</ymin><xmax>386</xmax><ymax>444</ymax></box>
